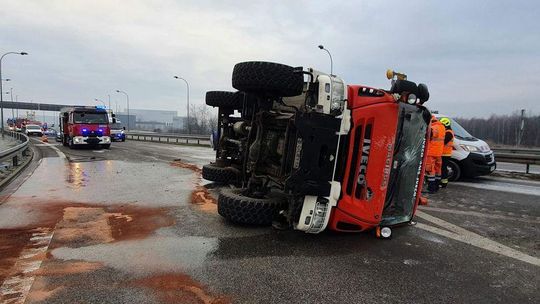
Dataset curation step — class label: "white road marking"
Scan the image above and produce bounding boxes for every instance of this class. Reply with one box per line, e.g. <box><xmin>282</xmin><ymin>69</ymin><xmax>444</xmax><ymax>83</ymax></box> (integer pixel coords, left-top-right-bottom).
<box><xmin>0</xmin><ymin>228</ymin><xmax>54</xmax><ymax>304</ymax></box>
<box><xmin>34</xmin><ymin>141</ymin><xmax>66</xmax><ymax>159</ymax></box>
<box><xmin>419</xmin><ymin>206</ymin><xmax>540</xmax><ymax>224</ymax></box>
<box><xmin>452</xmin><ymin>181</ymin><xmax>540</xmax><ymax>196</ymax></box>
<box><xmin>416</xmin><ymin>211</ymin><xmax>540</xmax><ymax>267</ymax></box>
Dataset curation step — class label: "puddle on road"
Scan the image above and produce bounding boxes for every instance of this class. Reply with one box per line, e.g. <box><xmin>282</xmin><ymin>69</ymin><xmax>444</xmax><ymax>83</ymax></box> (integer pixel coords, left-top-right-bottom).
<box><xmin>51</xmin><ymin>236</ymin><xmax>218</xmax><ymax>274</ymax></box>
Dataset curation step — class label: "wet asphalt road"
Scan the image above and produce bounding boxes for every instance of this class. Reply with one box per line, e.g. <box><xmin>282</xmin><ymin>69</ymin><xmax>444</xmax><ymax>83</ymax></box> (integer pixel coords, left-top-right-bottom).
<box><xmin>0</xmin><ymin>139</ymin><xmax>538</xmax><ymax>303</ymax></box>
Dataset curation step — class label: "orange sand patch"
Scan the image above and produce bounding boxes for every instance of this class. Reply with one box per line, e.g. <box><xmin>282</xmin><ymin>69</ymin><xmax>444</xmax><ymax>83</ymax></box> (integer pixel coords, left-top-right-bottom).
<box><xmin>191</xmin><ymin>186</ymin><xmax>217</xmax><ymax>213</ymax></box>
<box><xmin>170</xmin><ymin>160</ymin><xmax>202</xmax><ymax>173</ymax></box>
<box><xmin>26</xmin><ymin>277</ymin><xmax>63</xmax><ymax>302</ymax></box>
<box><xmin>133</xmin><ymin>273</ymin><xmax>230</xmax><ymax>304</ymax></box>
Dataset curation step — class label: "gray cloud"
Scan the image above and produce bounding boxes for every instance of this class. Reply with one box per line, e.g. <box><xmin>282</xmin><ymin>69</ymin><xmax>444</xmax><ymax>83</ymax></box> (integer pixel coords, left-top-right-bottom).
<box><xmin>0</xmin><ymin>0</ymin><xmax>538</xmax><ymax>117</ymax></box>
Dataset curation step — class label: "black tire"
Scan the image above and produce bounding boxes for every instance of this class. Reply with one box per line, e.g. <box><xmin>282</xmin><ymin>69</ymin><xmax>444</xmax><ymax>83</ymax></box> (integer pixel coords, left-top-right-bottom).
<box><xmin>232</xmin><ymin>61</ymin><xmax>304</xmax><ymax>97</ymax></box>
<box><xmin>447</xmin><ymin>159</ymin><xmax>461</xmax><ymax>181</ymax></box>
<box><xmin>202</xmin><ymin>164</ymin><xmax>238</xmax><ymax>183</ymax></box>
<box><xmin>121</xmin><ymin>138</ymin><xmax>126</xmax><ymax>142</ymax></box>
<box><xmin>68</xmin><ymin>137</ymin><xmax>74</xmax><ymax>149</ymax></box>
<box><xmin>390</xmin><ymin>79</ymin><xmax>418</xmax><ymax>95</ymax></box>
<box><xmin>102</xmin><ymin>144</ymin><xmax>111</xmax><ymax>149</ymax></box>
<box><xmin>218</xmin><ymin>188</ymin><xmax>287</xmax><ymax>225</ymax></box>
<box><xmin>205</xmin><ymin>91</ymin><xmax>243</xmax><ymax>109</ymax></box>
<box><xmin>417</xmin><ymin>83</ymin><xmax>430</xmax><ymax>102</ymax></box>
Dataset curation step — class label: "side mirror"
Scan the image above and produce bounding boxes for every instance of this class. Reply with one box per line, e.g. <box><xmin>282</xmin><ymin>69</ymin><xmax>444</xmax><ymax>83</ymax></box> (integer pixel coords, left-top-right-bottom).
<box><xmin>123</xmin><ymin>127</ymin><xmax>126</xmax><ymax>130</ymax></box>
<box><xmin>112</xmin><ymin>113</ymin><xmax>116</xmax><ymax>118</ymax></box>
<box><xmin>112</xmin><ymin>118</ymin><xmax>117</xmax><ymax>123</ymax></box>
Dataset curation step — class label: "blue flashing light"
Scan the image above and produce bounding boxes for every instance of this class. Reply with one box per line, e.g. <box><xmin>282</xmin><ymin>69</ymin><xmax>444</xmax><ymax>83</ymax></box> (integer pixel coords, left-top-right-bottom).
<box><xmin>98</xmin><ymin>129</ymin><xmax>103</xmax><ymax>132</ymax></box>
<box><xmin>82</xmin><ymin>128</ymin><xmax>88</xmax><ymax>132</ymax></box>
<box><xmin>95</xmin><ymin>105</ymin><xmax>106</xmax><ymax>110</ymax></box>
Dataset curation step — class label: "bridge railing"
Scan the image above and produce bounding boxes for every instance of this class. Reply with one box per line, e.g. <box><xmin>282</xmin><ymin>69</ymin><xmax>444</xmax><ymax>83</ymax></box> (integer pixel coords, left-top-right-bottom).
<box><xmin>125</xmin><ymin>132</ymin><xmax>211</xmax><ymax>146</ymax></box>
<box><xmin>0</xmin><ymin>131</ymin><xmax>32</xmax><ymax>188</ymax></box>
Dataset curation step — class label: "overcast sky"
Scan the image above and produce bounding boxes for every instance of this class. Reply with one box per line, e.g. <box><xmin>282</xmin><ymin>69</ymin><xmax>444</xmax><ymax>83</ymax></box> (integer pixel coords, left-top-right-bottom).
<box><xmin>1</xmin><ymin>0</ymin><xmax>539</xmax><ymax>118</ymax></box>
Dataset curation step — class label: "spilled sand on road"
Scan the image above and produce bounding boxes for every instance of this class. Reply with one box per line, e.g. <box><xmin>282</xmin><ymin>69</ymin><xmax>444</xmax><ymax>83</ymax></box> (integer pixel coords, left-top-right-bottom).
<box><xmin>0</xmin><ymin>200</ymin><xmax>176</xmax><ymax>303</ymax></box>
<box><xmin>133</xmin><ymin>273</ymin><xmax>229</xmax><ymax>304</ymax></box>
<box><xmin>171</xmin><ymin>159</ymin><xmax>218</xmax><ymax>213</ymax></box>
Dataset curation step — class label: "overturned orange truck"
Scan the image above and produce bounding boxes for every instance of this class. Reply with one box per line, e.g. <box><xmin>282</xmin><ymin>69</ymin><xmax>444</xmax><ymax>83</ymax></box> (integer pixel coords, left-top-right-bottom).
<box><xmin>204</xmin><ymin>62</ymin><xmax>431</xmax><ymax>237</ymax></box>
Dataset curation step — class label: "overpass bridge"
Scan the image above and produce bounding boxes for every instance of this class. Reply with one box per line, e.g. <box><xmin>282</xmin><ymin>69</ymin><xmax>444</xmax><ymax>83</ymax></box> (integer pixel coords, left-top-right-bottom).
<box><xmin>0</xmin><ymin>101</ymin><xmax>84</xmax><ymax>112</ymax></box>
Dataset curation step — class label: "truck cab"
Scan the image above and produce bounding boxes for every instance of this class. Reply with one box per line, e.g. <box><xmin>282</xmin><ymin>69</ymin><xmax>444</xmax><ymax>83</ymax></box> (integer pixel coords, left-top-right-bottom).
<box><xmin>435</xmin><ymin>114</ymin><xmax>496</xmax><ymax>180</ymax></box>
<box><xmin>59</xmin><ymin>106</ymin><xmax>112</xmax><ymax>149</ymax></box>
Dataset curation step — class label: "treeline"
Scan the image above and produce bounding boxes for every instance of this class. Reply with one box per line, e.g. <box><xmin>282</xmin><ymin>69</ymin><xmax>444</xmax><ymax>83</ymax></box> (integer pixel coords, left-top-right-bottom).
<box><xmin>455</xmin><ymin>112</ymin><xmax>540</xmax><ymax>147</ymax></box>
<box><xmin>167</xmin><ymin>104</ymin><xmax>217</xmax><ymax>135</ymax></box>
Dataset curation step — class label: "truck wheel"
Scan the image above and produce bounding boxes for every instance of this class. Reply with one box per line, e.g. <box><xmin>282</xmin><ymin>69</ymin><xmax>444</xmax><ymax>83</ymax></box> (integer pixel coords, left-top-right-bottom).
<box><xmin>417</xmin><ymin>83</ymin><xmax>430</xmax><ymax>102</ymax></box>
<box><xmin>232</xmin><ymin>61</ymin><xmax>304</xmax><ymax>97</ymax></box>
<box><xmin>202</xmin><ymin>164</ymin><xmax>238</xmax><ymax>184</ymax></box>
<box><xmin>390</xmin><ymin>79</ymin><xmax>418</xmax><ymax>95</ymax></box>
<box><xmin>205</xmin><ymin>91</ymin><xmax>243</xmax><ymax>109</ymax></box>
<box><xmin>218</xmin><ymin>188</ymin><xmax>287</xmax><ymax>225</ymax></box>
<box><xmin>447</xmin><ymin>159</ymin><xmax>461</xmax><ymax>181</ymax></box>
<box><xmin>68</xmin><ymin>137</ymin><xmax>75</xmax><ymax>149</ymax></box>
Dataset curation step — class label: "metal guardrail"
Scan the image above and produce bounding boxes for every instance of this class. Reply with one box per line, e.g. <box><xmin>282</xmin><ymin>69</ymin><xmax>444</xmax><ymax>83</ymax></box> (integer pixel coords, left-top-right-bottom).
<box><xmin>0</xmin><ymin>131</ymin><xmax>32</xmax><ymax>187</ymax></box>
<box><xmin>492</xmin><ymin>148</ymin><xmax>540</xmax><ymax>155</ymax></box>
<box><xmin>0</xmin><ymin>131</ymin><xmax>30</xmax><ymax>165</ymax></box>
<box><xmin>125</xmin><ymin>132</ymin><xmax>211</xmax><ymax>146</ymax></box>
<box><xmin>493</xmin><ymin>148</ymin><xmax>540</xmax><ymax>174</ymax></box>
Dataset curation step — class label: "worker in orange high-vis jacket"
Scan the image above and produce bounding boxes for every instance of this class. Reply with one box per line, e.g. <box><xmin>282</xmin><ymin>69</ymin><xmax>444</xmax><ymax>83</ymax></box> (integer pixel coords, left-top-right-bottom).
<box><xmin>425</xmin><ymin>115</ymin><xmax>445</xmax><ymax>193</ymax></box>
<box><xmin>440</xmin><ymin>117</ymin><xmax>455</xmax><ymax>188</ymax></box>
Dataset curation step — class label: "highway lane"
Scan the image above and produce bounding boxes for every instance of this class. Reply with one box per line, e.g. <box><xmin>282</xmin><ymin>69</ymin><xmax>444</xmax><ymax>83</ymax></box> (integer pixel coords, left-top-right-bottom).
<box><xmin>0</xmin><ymin>139</ymin><xmax>538</xmax><ymax>303</ymax></box>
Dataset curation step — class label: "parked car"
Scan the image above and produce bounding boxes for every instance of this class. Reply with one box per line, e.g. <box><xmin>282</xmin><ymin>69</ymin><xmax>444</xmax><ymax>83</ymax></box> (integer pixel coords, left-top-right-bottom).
<box><xmin>434</xmin><ymin>114</ymin><xmax>496</xmax><ymax>180</ymax></box>
<box><xmin>24</xmin><ymin>124</ymin><xmax>43</xmax><ymax>136</ymax></box>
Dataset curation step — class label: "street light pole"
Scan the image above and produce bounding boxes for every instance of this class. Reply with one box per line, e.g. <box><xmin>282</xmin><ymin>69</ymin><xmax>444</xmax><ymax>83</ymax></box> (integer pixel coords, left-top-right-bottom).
<box><xmin>0</xmin><ymin>51</ymin><xmax>28</xmax><ymax>138</ymax></box>
<box><xmin>318</xmin><ymin>45</ymin><xmax>333</xmax><ymax>76</ymax></box>
<box><xmin>9</xmin><ymin>88</ymin><xmax>14</xmax><ymax>122</ymax></box>
<box><xmin>94</xmin><ymin>98</ymin><xmax>106</xmax><ymax>107</ymax></box>
<box><xmin>116</xmin><ymin>90</ymin><xmax>130</xmax><ymax>131</ymax></box>
<box><xmin>173</xmin><ymin>76</ymin><xmax>190</xmax><ymax>134</ymax></box>
<box><xmin>108</xmin><ymin>94</ymin><xmax>111</xmax><ymax>111</ymax></box>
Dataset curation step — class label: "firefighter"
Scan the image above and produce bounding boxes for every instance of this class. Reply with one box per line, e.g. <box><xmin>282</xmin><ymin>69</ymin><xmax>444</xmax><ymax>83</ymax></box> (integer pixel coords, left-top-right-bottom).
<box><xmin>425</xmin><ymin>115</ymin><xmax>445</xmax><ymax>193</ymax></box>
<box><xmin>440</xmin><ymin>117</ymin><xmax>455</xmax><ymax>188</ymax></box>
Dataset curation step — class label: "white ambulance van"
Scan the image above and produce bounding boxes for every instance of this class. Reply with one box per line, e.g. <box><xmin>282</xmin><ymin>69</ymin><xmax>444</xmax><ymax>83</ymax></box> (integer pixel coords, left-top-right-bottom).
<box><xmin>435</xmin><ymin>114</ymin><xmax>496</xmax><ymax>180</ymax></box>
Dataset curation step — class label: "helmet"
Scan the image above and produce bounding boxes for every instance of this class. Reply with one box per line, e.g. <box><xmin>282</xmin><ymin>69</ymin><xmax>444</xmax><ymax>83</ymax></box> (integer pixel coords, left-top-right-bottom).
<box><xmin>439</xmin><ymin>117</ymin><xmax>451</xmax><ymax>127</ymax></box>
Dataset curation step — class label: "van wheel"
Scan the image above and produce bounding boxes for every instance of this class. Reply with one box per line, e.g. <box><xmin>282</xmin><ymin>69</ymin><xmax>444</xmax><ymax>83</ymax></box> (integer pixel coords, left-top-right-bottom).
<box><xmin>218</xmin><ymin>188</ymin><xmax>287</xmax><ymax>225</ymax></box>
<box><xmin>232</xmin><ymin>61</ymin><xmax>304</xmax><ymax>97</ymax></box>
<box><xmin>447</xmin><ymin>159</ymin><xmax>461</xmax><ymax>181</ymax></box>
<box><xmin>102</xmin><ymin>144</ymin><xmax>111</xmax><ymax>149</ymax></box>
